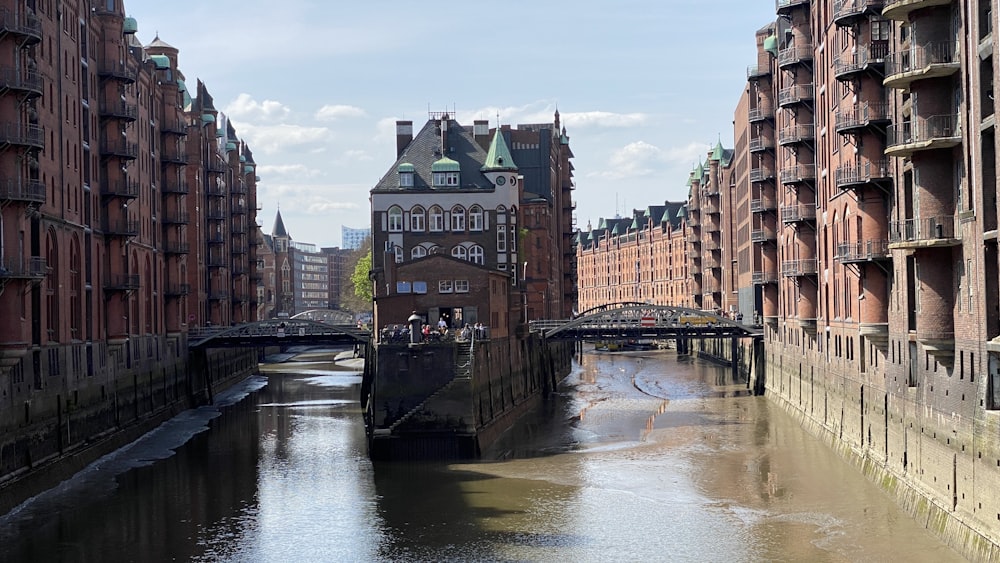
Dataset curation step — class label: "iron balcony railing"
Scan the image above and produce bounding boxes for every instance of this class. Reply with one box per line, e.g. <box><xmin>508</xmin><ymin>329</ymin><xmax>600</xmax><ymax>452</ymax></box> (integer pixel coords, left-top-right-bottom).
<box><xmin>779</xmin><ymin>124</ymin><xmax>815</xmax><ymax>145</ymax></box>
<box><xmin>161</xmin><ymin>178</ymin><xmax>189</xmax><ymax>194</ymax></box>
<box><xmin>836</xmin><ymin>240</ymin><xmax>890</xmax><ymax>263</ymax></box>
<box><xmin>747</xmin><ymin>64</ymin><xmax>771</xmax><ymax>80</ymax></box>
<box><xmin>101</xmin><ymin>139</ymin><xmax>139</xmax><ymax>159</ymax></box>
<box><xmin>101</xmin><ymin>180</ymin><xmax>139</xmax><ymax>199</ymax></box>
<box><xmin>161</xmin><ymin>119</ymin><xmax>188</xmax><ymax>135</ymax></box>
<box><xmin>750</xmin><ymin>166</ymin><xmax>776</xmax><ymax>182</ymax></box>
<box><xmin>749</xmin><ymin>137</ymin><xmax>775</xmax><ymax>152</ymax></box>
<box><xmin>884</xmin><ymin>41</ymin><xmax>960</xmax><ymax>86</ymax></box>
<box><xmin>782</xmin><ymin>259</ymin><xmax>818</xmax><ymax>276</ymax></box>
<box><xmin>97</xmin><ymin>59</ymin><xmax>137</xmax><ymax>83</ymax></box>
<box><xmin>751</xmin><ymin>227</ymin><xmax>778</xmax><ymax>242</ymax></box>
<box><xmin>0</xmin><ymin>67</ymin><xmax>42</xmax><ymax>96</ymax></box>
<box><xmin>889</xmin><ymin>216</ymin><xmax>956</xmax><ymax>243</ymax></box>
<box><xmin>778</xmin><ymin>84</ymin><xmax>815</xmax><ymax>107</ymax></box>
<box><xmin>0</xmin><ymin>7</ymin><xmax>42</xmax><ymax>43</ymax></box>
<box><xmin>834</xmin><ymin>101</ymin><xmax>890</xmax><ymax>133</ymax></box>
<box><xmin>776</xmin><ymin>0</ymin><xmax>811</xmax><ymax>14</ymax></box>
<box><xmin>162</xmin><ymin>211</ymin><xmax>189</xmax><ymax>224</ymax></box>
<box><xmin>886</xmin><ymin>114</ymin><xmax>961</xmax><ymax>152</ymax></box>
<box><xmin>780</xmin><ymin>164</ymin><xmax>817</xmax><ymax>184</ymax></box>
<box><xmin>106</xmin><ymin>219</ymin><xmax>140</xmax><ymax>237</ymax></box>
<box><xmin>104</xmin><ymin>274</ymin><xmax>140</xmax><ymax>291</ymax></box>
<box><xmin>0</xmin><ymin>176</ymin><xmax>45</xmax><ymax>204</ymax></box>
<box><xmin>748</xmin><ymin>104</ymin><xmax>774</xmax><ymax>122</ymax></box>
<box><xmin>752</xmin><ymin>271</ymin><xmax>779</xmax><ymax>284</ymax></box>
<box><xmin>161</xmin><ymin>145</ymin><xmax>188</xmax><ymax>164</ymax></box>
<box><xmin>833</xmin><ymin>43</ymin><xmax>888</xmax><ymax>79</ymax></box>
<box><xmin>0</xmin><ymin>256</ymin><xmax>46</xmax><ymax>279</ymax></box>
<box><xmin>834</xmin><ymin>159</ymin><xmax>891</xmax><ymax>189</ymax></box>
<box><xmin>0</xmin><ymin>123</ymin><xmax>44</xmax><ymax>148</ymax></box>
<box><xmin>777</xmin><ymin>44</ymin><xmax>814</xmax><ymax>68</ymax></box>
<box><xmin>832</xmin><ymin>0</ymin><xmax>885</xmax><ymax>25</ymax></box>
<box><xmin>164</xmin><ymin>283</ymin><xmax>191</xmax><ymax>297</ymax></box>
<box><xmin>750</xmin><ymin>195</ymin><xmax>777</xmax><ymax>212</ymax></box>
<box><xmin>781</xmin><ymin>204</ymin><xmax>818</xmax><ymax>223</ymax></box>
<box><xmin>99</xmin><ymin>99</ymin><xmax>138</xmax><ymax>121</ymax></box>
<box><xmin>164</xmin><ymin>242</ymin><xmax>190</xmax><ymax>255</ymax></box>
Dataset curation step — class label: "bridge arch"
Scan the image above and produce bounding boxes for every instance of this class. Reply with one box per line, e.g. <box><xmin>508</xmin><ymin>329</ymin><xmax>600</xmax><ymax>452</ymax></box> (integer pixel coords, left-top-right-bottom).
<box><xmin>531</xmin><ymin>302</ymin><xmax>759</xmax><ymax>340</ymax></box>
<box><xmin>188</xmin><ymin>318</ymin><xmax>369</xmax><ymax>349</ymax></box>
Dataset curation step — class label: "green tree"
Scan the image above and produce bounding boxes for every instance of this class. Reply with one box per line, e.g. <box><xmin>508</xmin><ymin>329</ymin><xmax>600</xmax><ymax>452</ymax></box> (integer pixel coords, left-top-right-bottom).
<box><xmin>351</xmin><ymin>251</ymin><xmax>373</xmax><ymax>302</ymax></box>
<box><xmin>340</xmin><ymin>235</ymin><xmax>373</xmax><ymax>312</ymax></box>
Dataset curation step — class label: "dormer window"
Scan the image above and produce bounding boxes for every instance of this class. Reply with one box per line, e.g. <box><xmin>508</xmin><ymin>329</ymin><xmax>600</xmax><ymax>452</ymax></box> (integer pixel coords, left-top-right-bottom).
<box><xmin>433</xmin><ymin>172</ymin><xmax>459</xmax><ymax>187</ymax></box>
<box><xmin>431</xmin><ymin>157</ymin><xmax>460</xmax><ymax>187</ymax></box>
<box><xmin>397</xmin><ymin>162</ymin><xmax>415</xmax><ymax>188</ymax></box>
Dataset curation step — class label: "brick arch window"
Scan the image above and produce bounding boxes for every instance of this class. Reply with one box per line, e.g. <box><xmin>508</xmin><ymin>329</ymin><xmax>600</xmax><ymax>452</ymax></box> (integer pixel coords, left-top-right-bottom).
<box><xmin>429</xmin><ymin>206</ymin><xmax>444</xmax><ymax>232</ymax></box>
<box><xmin>451</xmin><ymin>205</ymin><xmax>466</xmax><ymax>231</ymax></box>
<box><xmin>410</xmin><ymin>205</ymin><xmax>425</xmax><ymax>232</ymax></box>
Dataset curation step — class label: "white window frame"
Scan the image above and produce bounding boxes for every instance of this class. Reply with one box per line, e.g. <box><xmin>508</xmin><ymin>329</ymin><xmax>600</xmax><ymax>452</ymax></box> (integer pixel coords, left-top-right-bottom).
<box><xmin>387</xmin><ymin>206</ymin><xmax>403</xmax><ymax>232</ymax></box>
<box><xmin>497</xmin><ymin>225</ymin><xmax>507</xmax><ymax>252</ymax></box>
<box><xmin>451</xmin><ymin>206</ymin><xmax>465</xmax><ymax>231</ymax></box>
<box><xmin>399</xmin><ymin>172</ymin><xmax>414</xmax><ymax>187</ymax></box>
<box><xmin>452</xmin><ymin>246</ymin><xmax>468</xmax><ymax>260</ymax></box>
<box><xmin>469</xmin><ymin>205</ymin><xmax>483</xmax><ymax>231</ymax></box>
<box><xmin>455</xmin><ymin>280</ymin><xmax>470</xmax><ymax>293</ymax></box>
<box><xmin>446</xmin><ymin>172</ymin><xmax>459</xmax><ymax>186</ymax></box>
<box><xmin>439</xmin><ymin>280</ymin><xmax>453</xmax><ymax>293</ymax></box>
<box><xmin>410</xmin><ymin>206</ymin><xmax>425</xmax><ymax>232</ymax></box>
<box><xmin>469</xmin><ymin>244</ymin><xmax>484</xmax><ymax>265</ymax></box>
<box><xmin>411</xmin><ymin>246</ymin><xmax>427</xmax><ymax>259</ymax></box>
<box><xmin>429</xmin><ymin>206</ymin><xmax>444</xmax><ymax>232</ymax></box>
<box><xmin>394</xmin><ymin>246</ymin><xmax>403</xmax><ymax>263</ymax></box>
<box><xmin>433</xmin><ymin>172</ymin><xmax>446</xmax><ymax>187</ymax></box>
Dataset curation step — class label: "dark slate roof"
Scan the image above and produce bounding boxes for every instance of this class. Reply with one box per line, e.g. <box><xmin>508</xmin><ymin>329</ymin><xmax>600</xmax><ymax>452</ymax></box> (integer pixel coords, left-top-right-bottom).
<box><xmin>273</xmin><ymin>210</ymin><xmax>289</xmax><ymax>238</ymax></box>
<box><xmin>646</xmin><ymin>205</ymin><xmax>667</xmax><ymax>225</ymax></box>
<box><xmin>372</xmin><ymin>118</ymin><xmax>493</xmax><ymax>192</ymax></box>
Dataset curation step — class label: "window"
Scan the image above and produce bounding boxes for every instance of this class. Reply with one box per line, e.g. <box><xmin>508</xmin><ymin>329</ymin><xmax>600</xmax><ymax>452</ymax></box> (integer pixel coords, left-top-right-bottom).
<box><xmin>469</xmin><ymin>244</ymin><xmax>484</xmax><ymax>265</ymax></box>
<box><xmin>387</xmin><ymin>206</ymin><xmax>403</xmax><ymax>232</ymax></box>
<box><xmin>439</xmin><ymin>280</ymin><xmax>453</xmax><ymax>293</ymax></box>
<box><xmin>413</xmin><ymin>281</ymin><xmax>427</xmax><ymax>294</ymax></box>
<box><xmin>410</xmin><ymin>206</ymin><xmax>425</xmax><ymax>232</ymax></box>
<box><xmin>455</xmin><ymin>280</ymin><xmax>470</xmax><ymax>293</ymax></box>
<box><xmin>451</xmin><ymin>205</ymin><xmax>465</xmax><ymax>231</ymax></box>
<box><xmin>452</xmin><ymin>246</ymin><xmax>468</xmax><ymax>260</ymax></box>
<box><xmin>497</xmin><ymin>226</ymin><xmax>507</xmax><ymax>252</ymax></box>
<box><xmin>469</xmin><ymin>205</ymin><xmax>483</xmax><ymax>231</ymax></box>
<box><xmin>394</xmin><ymin>246</ymin><xmax>403</xmax><ymax>263</ymax></box>
<box><xmin>411</xmin><ymin>246</ymin><xmax>427</xmax><ymax>259</ymax></box>
<box><xmin>396</xmin><ymin>281</ymin><xmax>412</xmax><ymax>293</ymax></box>
<box><xmin>429</xmin><ymin>206</ymin><xmax>444</xmax><ymax>231</ymax></box>
<box><xmin>399</xmin><ymin>172</ymin><xmax>414</xmax><ymax>187</ymax></box>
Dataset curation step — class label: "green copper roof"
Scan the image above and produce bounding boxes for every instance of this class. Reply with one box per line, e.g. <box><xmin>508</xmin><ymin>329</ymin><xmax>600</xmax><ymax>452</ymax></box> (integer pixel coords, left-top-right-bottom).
<box><xmin>177</xmin><ymin>79</ymin><xmax>187</xmax><ymax>92</ymax></box>
<box><xmin>763</xmin><ymin>34</ymin><xmax>778</xmax><ymax>57</ymax></box>
<box><xmin>149</xmin><ymin>54</ymin><xmax>170</xmax><ymax>69</ymax></box>
<box><xmin>431</xmin><ymin>156</ymin><xmax>461</xmax><ymax>173</ymax></box>
<box><xmin>710</xmin><ymin>140</ymin><xmax>725</xmax><ymax>161</ymax></box>
<box><xmin>397</xmin><ymin>162</ymin><xmax>415</xmax><ymax>173</ymax></box>
<box><xmin>694</xmin><ymin>162</ymin><xmax>704</xmax><ymax>179</ymax></box>
<box><xmin>676</xmin><ymin>205</ymin><xmax>687</xmax><ymax>219</ymax></box>
<box><xmin>123</xmin><ymin>17</ymin><xmax>138</xmax><ymax>34</ymax></box>
<box><xmin>240</xmin><ymin>155</ymin><xmax>246</xmax><ymax>162</ymax></box>
<box><xmin>201</xmin><ymin>114</ymin><xmax>215</xmax><ymax>124</ymax></box>
<box><xmin>225</xmin><ymin>141</ymin><xmax>237</xmax><ymax>152</ymax></box>
<box><xmin>481</xmin><ymin>129</ymin><xmax>518</xmax><ymax>172</ymax></box>
<box><xmin>244</xmin><ymin>165</ymin><xmax>255</xmax><ymax>174</ymax></box>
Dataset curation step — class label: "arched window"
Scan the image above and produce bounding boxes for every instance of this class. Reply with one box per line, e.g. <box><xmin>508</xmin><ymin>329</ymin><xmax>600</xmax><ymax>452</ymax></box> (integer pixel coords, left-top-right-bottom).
<box><xmin>451</xmin><ymin>246</ymin><xmax>468</xmax><ymax>260</ymax></box>
<box><xmin>387</xmin><ymin>206</ymin><xmax>403</xmax><ymax>232</ymax></box>
<box><xmin>469</xmin><ymin>205</ymin><xmax>483</xmax><ymax>231</ymax></box>
<box><xmin>394</xmin><ymin>246</ymin><xmax>403</xmax><ymax>263</ymax></box>
<box><xmin>429</xmin><ymin>206</ymin><xmax>444</xmax><ymax>232</ymax></box>
<box><xmin>451</xmin><ymin>205</ymin><xmax>465</xmax><ymax>231</ymax></box>
<box><xmin>469</xmin><ymin>244</ymin><xmax>484</xmax><ymax>265</ymax></box>
<box><xmin>411</xmin><ymin>246</ymin><xmax>427</xmax><ymax>259</ymax></box>
<box><xmin>410</xmin><ymin>206</ymin><xmax>425</xmax><ymax>232</ymax></box>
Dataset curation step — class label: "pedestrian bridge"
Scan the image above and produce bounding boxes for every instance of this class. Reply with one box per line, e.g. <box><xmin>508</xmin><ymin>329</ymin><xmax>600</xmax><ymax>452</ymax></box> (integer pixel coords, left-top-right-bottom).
<box><xmin>529</xmin><ymin>302</ymin><xmax>762</xmax><ymax>341</ymax></box>
<box><xmin>188</xmin><ymin>318</ymin><xmax>369</xmax><ymax>349</ymax></box>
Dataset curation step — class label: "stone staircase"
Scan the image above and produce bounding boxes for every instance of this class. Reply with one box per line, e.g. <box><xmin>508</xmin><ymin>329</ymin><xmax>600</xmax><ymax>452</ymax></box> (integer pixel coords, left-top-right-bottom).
<box><xmin>385</xmin><ymin>340</ymin><xmax>476</xmax><ymax>433</ymax></box>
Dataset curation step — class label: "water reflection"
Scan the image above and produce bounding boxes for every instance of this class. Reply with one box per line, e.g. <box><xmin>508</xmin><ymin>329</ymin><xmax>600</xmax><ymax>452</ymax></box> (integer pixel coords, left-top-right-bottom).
<box><xmin>0</xmin><ymin>349</ymin><xmax>967</xmax><ymax>562</ymax></box>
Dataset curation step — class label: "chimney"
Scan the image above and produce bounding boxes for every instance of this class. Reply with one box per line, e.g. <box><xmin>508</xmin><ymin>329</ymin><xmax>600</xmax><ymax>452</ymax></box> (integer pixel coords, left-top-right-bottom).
<box><xmin>395</xmin><ymin>120</ymin><xmax>413</xmax><ymax>157</ymax></box>
<box><xmin>473</xmin><ymin>120</ymin><xmax>490</xmax><ymax>150</ymax></box>
<box><xmin>439</xmin><ymin>114</ymin><xmax>449</xmax><ymax>155</ymax></box>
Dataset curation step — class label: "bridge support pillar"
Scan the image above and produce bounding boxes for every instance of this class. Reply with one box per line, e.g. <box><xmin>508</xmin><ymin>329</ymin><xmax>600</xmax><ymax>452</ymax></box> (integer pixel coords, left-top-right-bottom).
<box><xmin>731</xmin><ymin>336</ymin><xmax>739</xmax><ymax>381</ymax></box>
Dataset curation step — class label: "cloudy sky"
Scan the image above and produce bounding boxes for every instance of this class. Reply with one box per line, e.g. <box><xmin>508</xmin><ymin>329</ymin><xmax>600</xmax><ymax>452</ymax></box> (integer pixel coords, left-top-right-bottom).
<box><xmin>127</xmin><ymin>1</ymin><xmax>777</xmax><ymax>247</ymax></box>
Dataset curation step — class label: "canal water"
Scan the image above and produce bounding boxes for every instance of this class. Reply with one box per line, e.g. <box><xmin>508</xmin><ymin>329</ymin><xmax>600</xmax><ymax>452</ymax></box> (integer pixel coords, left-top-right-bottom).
<box><xmin>0</xmin><ymin>348</ymin><xmax>966</xmax><ymax>562</ymax></box>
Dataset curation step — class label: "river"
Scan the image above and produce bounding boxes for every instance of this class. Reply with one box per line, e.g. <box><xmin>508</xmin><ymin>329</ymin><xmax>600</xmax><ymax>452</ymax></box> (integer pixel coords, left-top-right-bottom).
<box><xmin>0</xmin><ymin>347</ymin><xmax>966</xmax><ymax>562</ymax></box>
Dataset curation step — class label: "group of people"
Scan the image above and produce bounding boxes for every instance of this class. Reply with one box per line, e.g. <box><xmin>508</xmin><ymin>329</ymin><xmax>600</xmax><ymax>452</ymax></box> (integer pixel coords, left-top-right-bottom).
<box><xmin>379</xmin><ymin>319</ymin><xmax>489</xmax><ymax>343</ymax></box>
<box><xmin>458</xmin><ymin>323</ymin><xmax>488</xmax><ymax>341</ymax></box>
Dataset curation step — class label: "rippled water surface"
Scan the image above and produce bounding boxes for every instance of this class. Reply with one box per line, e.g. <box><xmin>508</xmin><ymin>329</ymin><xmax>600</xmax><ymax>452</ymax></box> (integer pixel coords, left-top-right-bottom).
<box><xmin>0</xmin><ymin>348</ymin><xmax>966</xmax><ymax>562</ymax></box>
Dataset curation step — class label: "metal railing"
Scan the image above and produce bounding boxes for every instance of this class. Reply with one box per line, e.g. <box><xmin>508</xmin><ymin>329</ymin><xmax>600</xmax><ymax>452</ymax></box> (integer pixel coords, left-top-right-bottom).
<box><xmin>889</xmin><ymin>216</ymin><xmax>956</xmax><ymax>243</ymax></box>
<box><xmin>887</xmin><ymin>114</ymin><xmax>960</xmax><ymax>150</ymax></box>
<box><xmin>782</xmin><ymin>259</ymin><xmax>818</xmax><ymax>276</ymax></box>
<box><xmin>884</xmin><ymin>41</ymin><xmax>959</xmax><ymax>81</ymax></box>
<box><xmin>836</xmin><ymin>240</ymin><xmax>890</xmax><ymax>262</ymax></box>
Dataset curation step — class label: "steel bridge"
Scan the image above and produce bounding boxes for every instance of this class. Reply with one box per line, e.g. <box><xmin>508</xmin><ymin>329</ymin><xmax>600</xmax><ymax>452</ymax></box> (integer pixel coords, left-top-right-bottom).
<box><xmin>529</xmin><ymin>302</ymin><xmax>762</xmax><ymax>342</ymax></box>
<box><xmin>187</xmin><ymin>318</ymin><xmax>369</xmax><ymax>349</ymax></box>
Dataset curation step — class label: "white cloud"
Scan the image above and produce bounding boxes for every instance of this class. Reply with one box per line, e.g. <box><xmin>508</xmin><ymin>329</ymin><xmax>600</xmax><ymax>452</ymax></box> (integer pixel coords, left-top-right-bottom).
<box><xmin>224</xmin><ymin>93</ymin><xmax>291</xmax><ymax>122</ymax></box>
<box><xmin>315</xmin><ymin>104</ymin><xmax>367</xmax><ymax>121</ymax></box>
<box><xmin>594</xmin><ymin>140</ymin><xmax>708</xmax><ymax>179</ymax></box>
<box><xmin>560</xmin><ymin>111</ymin><xmax>649</xmax><ymax>128</ymax></box>
<box><xmin>306</xmin><ymin>201</ymin><xmax>362</xmax><ymax>214</ymax></box>
<box><xmin>233</xmin><ymin>123</ymin><xmax>331</xmax><ymax>154</ymax></box>
<box><xmin>256</xmin><ymin>163</ymin><xmax>321</xmax><ymax>179</ymax></box>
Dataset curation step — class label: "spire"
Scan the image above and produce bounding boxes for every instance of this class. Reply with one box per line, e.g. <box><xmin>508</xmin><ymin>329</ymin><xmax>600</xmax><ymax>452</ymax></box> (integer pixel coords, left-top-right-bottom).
<box><xmin>481</xmin><ymin>129</ymin><xmax>518</xmax><ymax>172</ymax></box>
<box><xmin>273</xmin><ymin>209</ymin><xmax>289</xmax><ymax>239</ymax></box>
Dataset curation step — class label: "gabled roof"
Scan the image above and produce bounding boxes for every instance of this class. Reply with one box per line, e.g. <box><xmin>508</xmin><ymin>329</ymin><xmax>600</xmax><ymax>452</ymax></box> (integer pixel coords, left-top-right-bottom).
<box><xmin>373</xmin><ymin>117</ymin><xmax>493</xmax><ymax>191</ymax></box>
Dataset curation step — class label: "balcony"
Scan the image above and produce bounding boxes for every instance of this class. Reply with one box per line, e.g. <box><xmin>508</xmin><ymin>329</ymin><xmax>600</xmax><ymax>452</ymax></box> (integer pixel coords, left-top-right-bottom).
<box><xmin>97</xmin><ymin>59</ymin><xmax>137</xmax><ymax>83</ymax></box>
<box><xmin>782</xmin><ymin>259</ymin><xmax>819</xmax><ymax>276</ymax></box>
<box><xmin>836</xmin><ymin>240</ymin><xmax>891</xmax><ymax>263</ymax></box>
<box><xmin>0</xmin><ymin>256</ymin><xmax>46</xmax><ymax>279</ymax></box>
<box><xmin>777</xmin><ymin>45</ymin><xmax>814</xmax><ymax>69</ymax></box>
<box><xmin>882</xmin><ymin>0</ymin><xmax>953</xmax><ymax>21</ymax></box>
<box><xmin>779</xmin><ymin>164</ymin><xmax>817</xmax><ymax>185</ymax></box>
<box><xmin>161</xmin><ymin>119</ymin><xmax>188</xmax><ymax>136</ymax></box>
<box><xmin>704</xmin><ymin>239</ymin><xmax>721</xmax><ymax>252</ymax></box>
<box><xmin>232</xmin><ymin>202</ymin><xmax>248</xmax><ymax>215</ymax></box>
<box><xmin>0</xmin><ymin>123</ymin><xmax>43</xmax><ymax>149</ymax></box>
<box><xmin>101</xmin><ymin>179</ymin><xmax>139</xmax><ymax>199</ymax></box>
<box><xmin>101</xmin><ymin>139</ymin><xmax>138</xmax><ymax>159</ymax></box>
<box><xmin>749</xmin><ymin>137</ymin><xmax>775</xmax><ymax>152</ymax></box>
<box><xmin>752</xmin><ymin>271</ymin><xmax>779</xmax><ymax>284</ymax></box>
<box><xmin>885</xmin><ymin>115</ymin><xmax>961</xmax><ymax>156</ymax></box>
<box><xmin>206</xmin><ymin>208</ymin><xmax>226</xmax><ymax>220</ymax></box>
<box><xmin>778</xmin><ymin>124</ymin><xmax>815</xmax><ymax>146</ymax></box>
<box><xmin>834</xmin><ymin>102</ymin><xmax>891</xmax><ymax>135</ymax></box>
<box><xmin>751</xmin><ymin>226</ymin><xmax>778</xmax><ymax>242</ymax></box>
<box><xmin>889</xmin><ymin>216</ymin><xmax>959</xmax><ymax>248</ymax></box>
<box><xmin>778</xmin><ymin>84</ymin><xmax>814</xmax><ymax>107</ymax></box>
<box><xmin>164</xmin><ymin>242</ymin><xmax>190</xmax><ymax>255</ymax></box>
<box><xmin>884</xmin><ymin>42</ymin><xmax>960</xmax><ymax>89</ymax></box>
<box><xmin>781</xmin><ymin>204</ymin><xmax>817</xmax><ymax>224</ymax></box>
<box><xmin>105</xmin><ymin>219</ymin><xmax>140</xmax><ymax>237</ymax></box>
<box><xmin>0</xmin><ymin>67</ymin><xmax>42</xmax><ymax>98</ymax></box>
<box><xmin>205</xmin><ymin>183</ymin><xmax>227</xmax><ymax>197</ymax></box>
<box><xmin>835</xmin><ymin>159</ymin><xmax>892</xmax><ymax>190</ymax></box>
<box><xmin>161</xmin><ymin>145</ymin><xmax>188</xmax><ymax>164</ymax></box>
<box><xmin>833</xmin><ymin>44</ymin><xmax>888</xmax><ymax>80</ymax></box>
<box><xmin>0</xmin><ymin>7</ymin><xmax>42</xmax><ymax>44</ymax></box>
<box><xmin>751</xmin><ymin>195</ymin><xmax>777</xmax><ymax>212</ymax></box>
<box><xmin>162</xmin><ymin>211</ymin><xmax>189</xmax><ymax>225</ymax></box>
<box><xmin>776</xmin><ymin>0</ymin><xmax>811</xmax><ymax>16</ymax></box>
<box><xmin>206</xmin><ymin>160</ymin><xmax>227</xmax><ymax>174</ymax></box>
<box><xmin>208</xmin><ymin>290</ymin><xmax>230</xmax><ymax>301</ymax></box>
<box><xmin>161</xmin><ymin>178</ymin><xmax>188</xmax><ymax>194</ymax></box>
<box><xmin>833</xmin><ymin>0</ymin><xmax>886</xmax><ymax>25</ymax></box>
<box><xmin>99</xmin><ymin>99</ymin><xmax>138</xmax><ymax>122</ymax></box>
<box><xmin>747</xmin><ymin>64</ymin><xmax>771</xmax><ymax>81</ymax></box>
<box><xmin>207</xmin><ymin>256</ymin><xmax>227</xmax><ymax>268</ymax></box>
<box><xmin>231</xmin><ymin>182</ymin><xmax>248</xmax><ymax>195</ymax></box>
<box><xmin>164</xmin><ymin>283</ymin><xmax>190</xmax><ymax>297</ymax></box>
<box><xmin>231</xmin><ymin>222</ymin><xmax>248</xmax><ymax>234</ymax></box>
<box><xmin>207</xmin><ymin>233</ymin><xmax>226</xmax><ymax>245</ymax></box>
<box><xmin>0</xmin><ymin>176</ymin><xmax>45</xmax><ymax>204</ymax></box>
<box><xmin>748</xmin><ymin>104</ymin><xmax>774</xmax><ymax>122</ymax></box>
<box><xmin>104</xmin><ymin>274</ymin><xmax>140</xmax><ymax>291</ymax></box>
<box><xmin>750</xmin><ymin>166</ymin><xmax>777</xmax><ymax>182</ymax></box>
